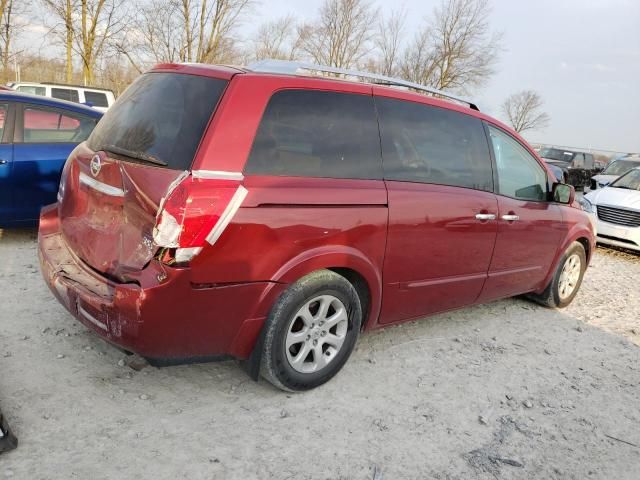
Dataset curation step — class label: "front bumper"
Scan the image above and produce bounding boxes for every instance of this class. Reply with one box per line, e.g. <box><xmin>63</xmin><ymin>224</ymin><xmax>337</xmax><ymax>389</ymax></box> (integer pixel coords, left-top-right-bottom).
<box><xmin>594</xmin><ymin>214</ymin><xmax>640</xmax><ymax>252</ymax></box>
<box><xmin>38</xmin><ymin>205</ymin><xmax>283</xmax><ymax>361</ymax></box>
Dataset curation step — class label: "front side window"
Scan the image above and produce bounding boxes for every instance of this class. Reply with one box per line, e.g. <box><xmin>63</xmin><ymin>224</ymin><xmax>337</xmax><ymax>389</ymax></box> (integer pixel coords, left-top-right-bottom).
<box><xmin>584</xmin><ymin>154</ymin><xmax>594</xmax><ymax>168</ymax></box>
<box><xmin>17</xmin><ymin>85</ymin><xmax>46</xmax><ymax>96</ymax></box>
<box><xmin>245</xmin><ymin>89</ymin><xmax>382</xmax><ymax>179</ymax></box>
<box><xmin>23</xmin><ymin>106</ymin><xmax>97</xmax><ymax>143</ymax></box>
<box><xmin>84</xmin><ymin>91</ymin><xmax>109</xmax><ymax>108</ymax></box>
<box><xmin>51</xmin><ymin>88</ymin><xmax>79</xmax><ymax>103</ymax></box>
<box><xmin>376</xmin><ymin>97</ymin><xmax>493</xmax><ymax>191</ymax></box>
<box><xmin>489</xmin><ymin>125</ymin><xmax>547</xmax><ymax>201</ymax></box>
<box><xmin>573</xmin><ymin>153</ymin><xmax>585</xmax><ymax>168</ymax></box>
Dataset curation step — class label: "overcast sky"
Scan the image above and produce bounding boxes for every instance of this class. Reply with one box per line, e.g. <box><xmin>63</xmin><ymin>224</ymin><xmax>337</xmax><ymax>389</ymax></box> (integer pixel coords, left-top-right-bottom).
<box><xmin>21</xmin><ymin>0</ymin><xmax>640</xmax><ymax>153</ymax></box>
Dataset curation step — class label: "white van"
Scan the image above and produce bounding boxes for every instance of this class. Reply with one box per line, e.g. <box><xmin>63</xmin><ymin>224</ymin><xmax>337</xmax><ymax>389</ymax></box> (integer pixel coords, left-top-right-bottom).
<box><xmin>7</xmin><ymin>82</ymin><xmax>115</xmax><ymax>112</ymax></box>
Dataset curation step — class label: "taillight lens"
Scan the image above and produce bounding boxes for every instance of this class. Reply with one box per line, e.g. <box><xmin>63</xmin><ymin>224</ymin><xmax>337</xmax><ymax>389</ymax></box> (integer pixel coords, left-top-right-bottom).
<box><xmin>153</xmin><ymin>174</ymin><xmax>248</xmax><ymax>264</ymax></box>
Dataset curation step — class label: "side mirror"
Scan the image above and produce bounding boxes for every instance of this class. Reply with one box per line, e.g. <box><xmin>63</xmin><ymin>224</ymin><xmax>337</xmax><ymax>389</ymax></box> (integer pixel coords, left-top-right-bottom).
<box><xmin>552</xmin><ymin>183</ymin><xmax>575</xmax><ymax>204</ymax></box>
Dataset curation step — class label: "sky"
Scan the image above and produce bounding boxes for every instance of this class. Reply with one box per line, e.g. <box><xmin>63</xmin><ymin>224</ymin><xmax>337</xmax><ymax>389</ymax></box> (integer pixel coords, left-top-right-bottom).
<box><xmin>19</xmin><ymin>0</ymin><xmax>640</xmax><ymax>153</ymax></box>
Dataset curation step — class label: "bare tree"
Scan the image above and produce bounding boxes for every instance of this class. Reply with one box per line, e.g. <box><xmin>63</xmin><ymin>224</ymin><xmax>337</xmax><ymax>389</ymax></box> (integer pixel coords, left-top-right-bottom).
<box><xmin>120</xmin><ymin>0</ymin><xmax>252</xmax><ymax>71</ymax></box>
<box><xmin>400</xmin><ymin>0</ymin><xmax>501</xmax><ymax>93</ymax></box>
<box><xmin>298</xmin><ymin>0</ymin><xmax>378</xmax><ymax>68</ymax></box>
<box><xmin>374</xmin><ymin>8</ymin><xmax>406</xmax><ymax>76</ymax></box>
<box><xmin>0</xmin><ymin>0</ymin><xmax>28</xmax><ymax>81</ymax></box>
<box><xmin>501</xmin><ymin>90</ymin><xmax>550</xmax><ymax>133</ymax></box>
<box><xmin>252</xmin><ymin>15</ymin><xmax>300</xmax><ymax>61</ymax></box>
<box><xmin>42</xmin><ymin>0</ymin><xmax>75</xmax><ymax>83</ymax></box>
<box><xmin>75</xmin><ymin>0</ymin><xmax>130</xmax><ymax>85</ymax></box>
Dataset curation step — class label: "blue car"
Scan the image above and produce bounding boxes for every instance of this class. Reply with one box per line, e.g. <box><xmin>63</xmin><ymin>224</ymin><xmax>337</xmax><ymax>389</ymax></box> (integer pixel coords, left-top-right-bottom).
<box><xmin>0</xmin><ymin>92</ymin><xmax>102</xmax><ymax>227</ymax></box>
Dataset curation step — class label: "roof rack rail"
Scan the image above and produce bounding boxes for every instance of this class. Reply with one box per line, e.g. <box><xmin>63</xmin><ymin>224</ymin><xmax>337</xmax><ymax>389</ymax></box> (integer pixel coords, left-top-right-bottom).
<box><xmin>246</xmin><ymin>59</ymin><xmax>479</xmax><ymax>111</ymax></box>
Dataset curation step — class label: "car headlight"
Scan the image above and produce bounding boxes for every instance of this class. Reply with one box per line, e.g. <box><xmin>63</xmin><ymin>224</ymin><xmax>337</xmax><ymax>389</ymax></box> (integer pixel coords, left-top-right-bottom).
<box><xmin>578</xmin><ymin>197</ymin><xmax>594</xmax><ymax>213</ymax></box>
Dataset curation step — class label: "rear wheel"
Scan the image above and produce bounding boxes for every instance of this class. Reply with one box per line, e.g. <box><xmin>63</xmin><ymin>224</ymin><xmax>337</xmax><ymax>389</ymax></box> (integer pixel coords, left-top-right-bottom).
<box><xmin>260</xmin><ymin>270</ymin><xmax>361</xmax><ymax>391</ymax></box>
<box><xmin>528</xmin><ymin>241</ymin><xmax>587</xmax><ymax>308</ymax></box>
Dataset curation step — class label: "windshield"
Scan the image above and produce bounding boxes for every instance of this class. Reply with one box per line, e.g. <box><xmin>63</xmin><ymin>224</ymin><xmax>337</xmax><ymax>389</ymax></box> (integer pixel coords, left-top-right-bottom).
<box><xmin>610</xmin><ymin>169</ymin><xmax>640</xmax><ymax>190</ymax></box>
<box><xmin>88</xmin><ymin>72</ymin><xmax>227</xmax><ymax>170</ymax></box>
<box><xmin>603</xmin><ymin>159</ymin><xmax>640</xmax><ymax>176</ymax></box>
<box><xmin>539</xmin><ymin>148</ymin><xmax>575</xmax><ymax>162</ymax></box>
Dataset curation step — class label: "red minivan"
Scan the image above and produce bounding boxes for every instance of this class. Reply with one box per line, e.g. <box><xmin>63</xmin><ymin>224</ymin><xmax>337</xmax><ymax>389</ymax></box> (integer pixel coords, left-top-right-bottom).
<box><xmin>38</xmin><ymin>61</ymin><xmax>595</xmax><ymax>391</ymax></box>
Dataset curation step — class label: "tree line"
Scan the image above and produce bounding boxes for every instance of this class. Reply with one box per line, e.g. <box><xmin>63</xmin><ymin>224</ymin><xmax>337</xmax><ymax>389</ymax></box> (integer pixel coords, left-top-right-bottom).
<box><xmin>1</xmin><ymin>0</ymin><xmax>550</xmax><ymax>132</ymax></box>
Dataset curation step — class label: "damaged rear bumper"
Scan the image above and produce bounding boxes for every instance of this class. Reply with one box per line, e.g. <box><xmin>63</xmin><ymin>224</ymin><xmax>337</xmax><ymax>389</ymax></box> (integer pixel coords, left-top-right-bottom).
<box><xmin>37</xmin><ymin>204</ymin><xmax>284</xmax><ymax>362</ymax></box>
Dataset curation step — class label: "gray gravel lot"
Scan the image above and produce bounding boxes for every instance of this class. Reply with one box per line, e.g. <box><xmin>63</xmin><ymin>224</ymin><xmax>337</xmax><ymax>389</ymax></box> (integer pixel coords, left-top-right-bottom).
<box><xmin>1</xmin><ymin>228</ymin><xmax>639</xmax><ymax>479</ymax></box>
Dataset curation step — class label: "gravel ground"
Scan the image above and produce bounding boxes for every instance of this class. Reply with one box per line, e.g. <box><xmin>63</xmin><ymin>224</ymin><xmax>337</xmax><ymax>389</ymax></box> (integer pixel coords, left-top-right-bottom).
<box><xmin>1</xmin><ymin>228</ymin><xmax>639</xmax><ymax>479</ymax></box>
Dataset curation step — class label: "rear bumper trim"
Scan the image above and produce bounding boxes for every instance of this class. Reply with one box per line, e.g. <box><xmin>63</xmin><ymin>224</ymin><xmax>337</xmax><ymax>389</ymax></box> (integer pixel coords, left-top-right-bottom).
<box><xmin>77</xmin><ymin>301</ymin><xmax>108</xmax><ymax>331</ymax></box>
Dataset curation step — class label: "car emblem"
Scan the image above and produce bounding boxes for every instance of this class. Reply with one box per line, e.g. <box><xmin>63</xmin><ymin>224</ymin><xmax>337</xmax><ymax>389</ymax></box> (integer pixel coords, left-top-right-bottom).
<box><xmin>90</xmin><ymin>155</ymin><xmax>102</xmax><ymax>177</ymax></box>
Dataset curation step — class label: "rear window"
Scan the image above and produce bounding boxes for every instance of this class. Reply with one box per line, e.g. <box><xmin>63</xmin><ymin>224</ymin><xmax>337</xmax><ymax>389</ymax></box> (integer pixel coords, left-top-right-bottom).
<box><xmin>87</xmin><ymin>72</ymin><xmax>227</xmax><ymax>170</ymax></box>
<box><xmin>245</xmin><ymin>90</ymin><xmax>382</xmax><ymax>180</ymax></box>
<box><xmin>84</xmin><ymin>90</ymin><xmax>109</xmax><ymax>108</ymax></box>
<box><xmin>377</xmin><ymin>97</ymin><xmax>493</xmax><ymax>191</ymax></box>
<box><xmin>51</xmin><ymin>88</ymin><xmax>79</xmax><ymax>103</ymax></box>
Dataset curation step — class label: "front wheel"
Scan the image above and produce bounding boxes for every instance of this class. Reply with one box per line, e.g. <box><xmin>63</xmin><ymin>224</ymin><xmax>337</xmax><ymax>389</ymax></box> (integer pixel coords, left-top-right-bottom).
<box><xmin>260</xmin><ymin>270</ymin><xmax>362</xmax><ymax>391</ymax></box>
<box><xmin>528</xmin><ymin>241</ymin><xmax>587</xmax><ymax>308</ymax></box>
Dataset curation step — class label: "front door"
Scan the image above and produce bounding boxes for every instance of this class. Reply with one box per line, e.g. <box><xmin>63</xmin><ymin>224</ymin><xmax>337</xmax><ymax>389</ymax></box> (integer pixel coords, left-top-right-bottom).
<box><xmin>374</xmin><ymin>93</ymin><xmax>498</xmax><ymax>324</ymax></box>
<box><xmin>478</xmin><ymin>125</ymin><xmax>564</xmax><ymax>302</ymax></box>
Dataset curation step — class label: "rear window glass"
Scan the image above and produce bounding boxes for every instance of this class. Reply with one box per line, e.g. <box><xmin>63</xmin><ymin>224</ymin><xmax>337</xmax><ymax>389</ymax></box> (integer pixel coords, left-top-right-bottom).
<box><xmin>377</xmin><ymin>97</ymin><xmax>493</xmax><ymax>191</ymax></box>
<box><xmin>88</xmin><ymin>73</ymin><xmax>227</xmax><ymax>170</ymax></box>
<box><xmin>84</xmin><ymin>90</ymin><xmax>109</xmax><ymax>107</ymax></box>
<box><xmin>51</xmin><ymin>88</ymin><xmax>79</xmax><ymax>103</ymax></box>
<box><xmin>245</xmin><ymin>90</ymin><xmax>382</xmax><ymax>180</ymax></box>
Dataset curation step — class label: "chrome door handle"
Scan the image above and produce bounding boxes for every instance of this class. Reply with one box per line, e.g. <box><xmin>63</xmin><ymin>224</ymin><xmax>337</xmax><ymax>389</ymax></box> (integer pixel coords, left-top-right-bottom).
<box><xmin>475</xmin><ymin>213</ymin><xmax>496</xmax><ymax>220</ymax></box>
<box><xmin>501</xmin><ymin>214</ymin><xmax>520</xmax><ymax>221</ymax></box>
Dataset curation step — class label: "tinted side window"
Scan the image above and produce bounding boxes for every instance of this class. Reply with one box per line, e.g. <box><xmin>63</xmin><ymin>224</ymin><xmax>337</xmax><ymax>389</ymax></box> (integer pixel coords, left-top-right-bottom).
<box><xmin>573</xmin><ymin>153</ymin><xmax>585</xmax><ymax>168</ymax></box>
<box><xmin>18</xmin><ymin>85</ymin><xmax>46</xmax><ymax>96</ymax></box>
<box><xmin>23</xmin><ymin>107</ymin><xmax>97</xmax><ymax>143</ymax></box>
<box><xmin>245</xmin><ymin>90</ymin><xmax>382</xmax><ymax>180</ymax></box>
<box><xmin>84</xmin><ymin>91</ymin><xmax>109</xmax><ymax>107</ymax></box>
<box><xmin>51</xmin><ymin>88</ymin><xmax>79</xmax><ymax>103</ymax></box>
<box><xmin>376</xmin><ymin>97</ymin><xmax>493</xmax><ymax>191</ymax></box>
<box><xmin>584</xmin><ymin>154</ymin><xmax>594</xmax><ymax>168</ymax></box>
<box><xmin>488</xmin><ymin>126</ymin><xmax>547</xmax><ymax>201</ymax></box>
<box><xmin>0</xmin><ymin>103</ymin><xmax>7</xmax><ymax>140</ymax></box>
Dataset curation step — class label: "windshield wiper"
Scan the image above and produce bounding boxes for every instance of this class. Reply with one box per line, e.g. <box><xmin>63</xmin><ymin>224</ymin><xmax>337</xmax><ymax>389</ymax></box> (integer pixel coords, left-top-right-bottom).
<box><xmin>100</xmin><ymin>144</ymin><xmax>168</xmax><ymax>167</ymax></box>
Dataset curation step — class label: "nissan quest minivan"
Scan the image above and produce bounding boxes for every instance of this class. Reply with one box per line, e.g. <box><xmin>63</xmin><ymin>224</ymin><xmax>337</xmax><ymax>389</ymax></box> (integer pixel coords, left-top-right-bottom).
<box><xmin>38</xmin><ymin>61</ymin><xmax>595</xmax><ymax>391</ymax></box>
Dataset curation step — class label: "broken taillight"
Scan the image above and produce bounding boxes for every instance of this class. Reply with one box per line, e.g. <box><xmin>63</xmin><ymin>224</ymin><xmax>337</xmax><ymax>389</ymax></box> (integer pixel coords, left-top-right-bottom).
<box><xmin>153</xmin><ymin>172</ymin><xmax>248</xmax><ymax>265</ymax></box>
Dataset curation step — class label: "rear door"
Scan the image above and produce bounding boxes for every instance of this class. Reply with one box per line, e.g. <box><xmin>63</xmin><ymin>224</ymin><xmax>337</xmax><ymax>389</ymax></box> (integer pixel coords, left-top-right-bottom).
<box><xmin>376</xmin><ymin>95</ymin><xmax>498</xmax><ymax>324</ymax></box>
<box><xmin>0</xmin><ymin>102</ymin><xmax>14</xmax><ymax>224</ymax></box>
<box><xmin>478</xmin><ymin>125</ymin><xmax>564</xmax><ymax>301</ymax></box>
<box><xmin>11</xmin><ymin>103</ymin><xmax>98</xmax><ymax>222</ymax></box>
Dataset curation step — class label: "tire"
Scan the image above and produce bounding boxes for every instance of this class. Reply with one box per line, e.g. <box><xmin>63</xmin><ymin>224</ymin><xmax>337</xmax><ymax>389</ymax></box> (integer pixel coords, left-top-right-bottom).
<box><xmin>260</xmin><ymin>269</ymin><xmax>362</xmax><ymax>392</ymax></box>
<box><xmin>528</xmin><ymin>241</ymin><xmax>587</xmax><ymax>308</ymax></box>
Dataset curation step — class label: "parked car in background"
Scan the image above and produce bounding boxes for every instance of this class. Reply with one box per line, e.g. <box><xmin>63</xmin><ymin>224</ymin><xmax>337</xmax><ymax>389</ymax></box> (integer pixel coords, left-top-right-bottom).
<box><xmin>591</xmin><ymin>156</ymin><xmax>640</xmax><ymax>190</ymax></box>
<box><xmin>584</xmin><ymin>167</ymin><xmax>640</xmax><ymax>252</ymax></box>
<box><xmin>0</xmin><ymin>91</ymin><xmax>102</xmax><ymax>227</ymax></box>
<box><xmin>7</xmin><ymin>82</ymin><xmax>115</xmax><ymax>112</ymax></box>
<box><xmin>539</xmin><ymin>147</ymin><xmax>598</xmax><ymax>190</ymax></box>
<box><xmin>38</xmin><ymin>60</ymin><xmax>594</xmax><ymax>391</ymax></box>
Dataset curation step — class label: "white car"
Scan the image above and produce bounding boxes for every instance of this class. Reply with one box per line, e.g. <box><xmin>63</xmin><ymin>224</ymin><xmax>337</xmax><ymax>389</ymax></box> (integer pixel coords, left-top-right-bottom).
<box><xmin>6</xmin><ymin>82</ymin><xmax>115</xmax><ymax>112</ymax></box>
<box><xmin>590</xmin><ymin>157</ymin><xmax>640</xmax><ymax>190</ymax></box>
<box><xmin>584</xmin><ymin>167</ymin><xmax>640</xmax><ymax>252</ymax></box>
